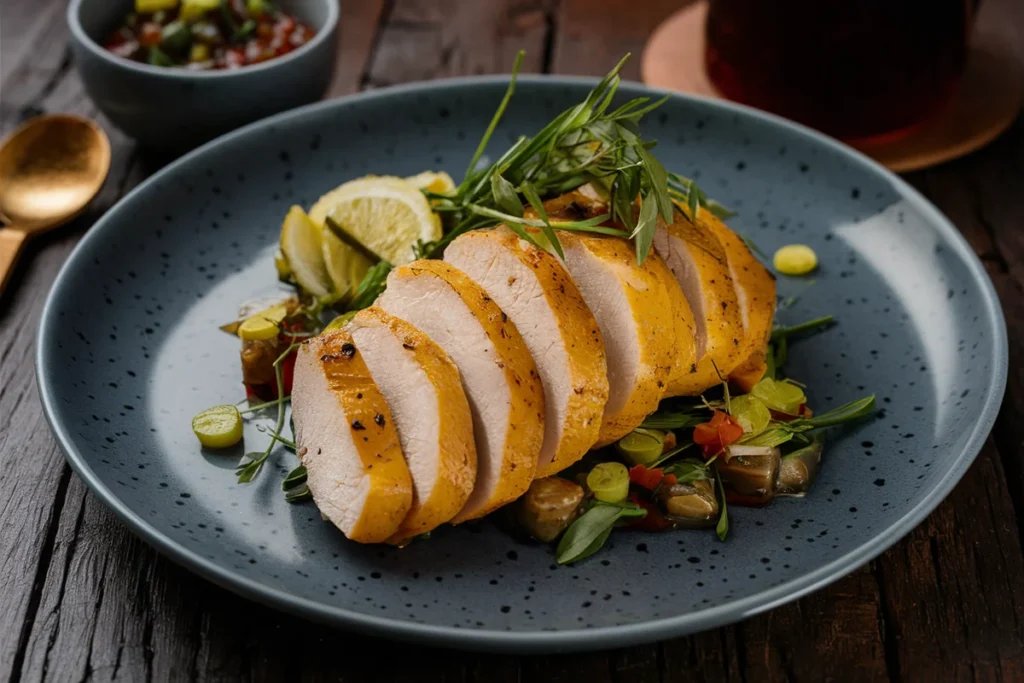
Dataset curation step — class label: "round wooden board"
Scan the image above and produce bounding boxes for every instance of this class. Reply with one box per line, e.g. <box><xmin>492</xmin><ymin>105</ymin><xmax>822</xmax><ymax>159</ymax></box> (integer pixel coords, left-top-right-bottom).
<box><xmin>641</xmin><ymin>1</ymin><xmax>1023</xmax><ymax>173</ymax></box>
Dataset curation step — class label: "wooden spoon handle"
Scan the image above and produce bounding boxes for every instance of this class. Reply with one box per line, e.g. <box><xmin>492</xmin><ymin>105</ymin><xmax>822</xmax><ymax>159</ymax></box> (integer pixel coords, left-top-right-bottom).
<box><xmin>0</xmin><ymin>227</ymin><xmax>28</xmax><ymax>298</ymax></box>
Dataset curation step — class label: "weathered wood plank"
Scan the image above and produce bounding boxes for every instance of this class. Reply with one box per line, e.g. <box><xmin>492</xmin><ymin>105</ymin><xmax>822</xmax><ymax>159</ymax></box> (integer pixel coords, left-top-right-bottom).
<box><xmin>366</xmin><ymin>0</ymin><xmax>552</xmax><ymax>87</ymax></box>
<box><xmin>738</xmin><ymin>568</ymin><xmax>890</xmax><ymax>682</ymax></box>
<box><xmin>874</xmin><ymin>441</ymin><xmax>1024</xmax><ymax>682</ymax></box>
<box><xmin>0</xmin><ymin>0</ymin><xmax>68</xmax><ymax>88</ymax></box>
<box><xmin>551</xmin><ymin>0</ymin><xmax>681</xmax><ymax>80</ymax></box>
<box><xmin>324</xmin><ymin>0</ymin><xmax>387</xmax><ymax>98</ymax></box>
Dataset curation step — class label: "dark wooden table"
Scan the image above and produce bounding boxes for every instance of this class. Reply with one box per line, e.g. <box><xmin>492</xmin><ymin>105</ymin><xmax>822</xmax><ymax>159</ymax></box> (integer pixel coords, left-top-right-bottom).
<box><xmin>3</xmin><ymin>1</ymin><xmax>1024</xmax><ymax>680</ymax></box>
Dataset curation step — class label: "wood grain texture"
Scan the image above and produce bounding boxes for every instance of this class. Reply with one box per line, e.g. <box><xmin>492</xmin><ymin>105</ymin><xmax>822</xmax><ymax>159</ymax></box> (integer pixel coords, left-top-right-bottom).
<box><xmin>366</xmin><ymin>0</ymin><xmax>553</xmax><ymax>86</ymax></box>
<box><xmin>551</xmin><ymin>0</ymin><xmax>682</xmax><ymax>79</ymax></box>
<box><xmin>324</xmin><ymin>0</ymin><xmax>387</xmax><ymax>98</ymax></box>
<box><xmin>2</xmin><ymin>0</ymin><xmax>1024</xmax><ymax>680</ymax></box>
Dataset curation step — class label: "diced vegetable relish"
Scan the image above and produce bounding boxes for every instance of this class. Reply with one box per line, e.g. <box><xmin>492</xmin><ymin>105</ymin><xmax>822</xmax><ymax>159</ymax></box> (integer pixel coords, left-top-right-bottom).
<box><xmin>103</xmin><ymin>0</ymin><xmax>316</xmax><ymax>70</ymax></box>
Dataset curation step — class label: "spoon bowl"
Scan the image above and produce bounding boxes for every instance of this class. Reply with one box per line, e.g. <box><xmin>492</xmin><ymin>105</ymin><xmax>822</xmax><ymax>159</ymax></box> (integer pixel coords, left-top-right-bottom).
<box><xmin>0</xmin><ymin>114</ymin><xmax>110</xmax><ymax>295</ymax></box>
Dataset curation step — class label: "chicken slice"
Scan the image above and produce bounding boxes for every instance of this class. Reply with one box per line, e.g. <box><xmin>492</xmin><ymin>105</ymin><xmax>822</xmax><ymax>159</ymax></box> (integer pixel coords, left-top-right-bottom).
<box><xmin>292</xmin><ymin>331</ymin><xmax>412</xmax><ymax>543</ymax></box>
<box><xmin>556</xmin><ymin>231</ymin><xmax>676</xmax><ymax>446</ymax></box>
<box><xmin>695</xmin><ymin>210</ymin><xmax>777</xmax><ymax>391</ymax></box>
<box><xmin>653</xmin><ymin>208</ymin><xmax>745</xmax><ymax>394</ymax></box>
<box><xmin>347</xmin><ymin>307</ymin><xmax>477</xmax><ymax>542</ymax></box>
<box><xmin>645</xmin><ymin>253</ymin><xmax>699</xmax><ymax>395</ymax></box>
<box><xmin>377</xmin><ymin>260</ymin><xmax>544</xmax><ymax>521</ymax></box>
<box><xmin>444</xmin><ymin>227</ymin><xmax>609</xmax><ymax>477</ymax></box>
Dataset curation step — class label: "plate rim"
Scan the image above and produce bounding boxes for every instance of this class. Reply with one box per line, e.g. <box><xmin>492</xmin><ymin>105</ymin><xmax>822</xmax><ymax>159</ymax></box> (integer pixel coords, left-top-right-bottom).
<box><xmin>36</xmin><ymin>74</ymin><xmax>1009</xmax><ymax>653</ymax></box>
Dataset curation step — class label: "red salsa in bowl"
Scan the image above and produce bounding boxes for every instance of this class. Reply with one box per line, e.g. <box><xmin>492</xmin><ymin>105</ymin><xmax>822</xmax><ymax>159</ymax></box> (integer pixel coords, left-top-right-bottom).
<box><xmin>103</xmin><ymin>0</ymin><xmax>316</xmax><ymax>70</ymax></box>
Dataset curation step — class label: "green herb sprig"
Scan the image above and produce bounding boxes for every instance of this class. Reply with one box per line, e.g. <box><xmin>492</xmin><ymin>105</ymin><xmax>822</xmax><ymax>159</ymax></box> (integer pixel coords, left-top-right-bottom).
<box><xmin>739</xmin><ymin>395</ymin><xmax>876</xmax><ymax>449</ymax></box>
<box><xmin>236</xmin><ymin>342</ymin><xmax>299</xmax><ymax>483</ymax></box>
<box><xmin>414</xmin><ymin>52</ymin><xmax>728</xmax><ymax>265</ymax></box>
<box><xmin>556</xmin><ymin>500</ymin><xmax>646</xmax><ymax>565</ymax></box>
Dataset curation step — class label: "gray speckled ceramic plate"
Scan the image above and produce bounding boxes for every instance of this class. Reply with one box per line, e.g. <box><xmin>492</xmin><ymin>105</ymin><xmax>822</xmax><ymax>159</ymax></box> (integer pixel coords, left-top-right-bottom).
<box><xmin>37</xmin><ymin>77</ymin><xmax>1007</xmax><ymax>653</ymax></box>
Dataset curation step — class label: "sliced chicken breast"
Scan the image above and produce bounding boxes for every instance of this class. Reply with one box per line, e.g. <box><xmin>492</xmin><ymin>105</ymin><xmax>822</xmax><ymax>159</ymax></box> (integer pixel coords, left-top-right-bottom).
<box><xmin>377</xmin><ymin>260</ymin><xmax>544</xmax><ymax>522</ymax></box>
<box><xmin>653</xmin><ymin>208</ymin><xmax>745</xmax><ymax>395</ymax></box>
<box><xmin>444</xmin><ymin>227</ymin><xmax>609</xmax><ymax>477</ymax></box>
<box><xmin>697</xmin><ymin>210</ymin><xmax>777</xmax><ymax>391</ymax></box>
<box><xmin>556</xmin><ymin>231</ymin><xmax>676</xmax><ymax>446</ymax></box>
<box><xmin>646</xmin><ymin>252</ymin><xmax>699</xmax><ymax>394</ymax></box>
<box><xmin>292</xmin><ymin>331</ymin><xmax>413</xmax><ymax>543</ymax></box>
<box><xmin>539</xmin><ymin>189</ymin><xmax>699</xmax><ymax>399</ymax></box>
<box><xmin>347</xmin><ymin>307</ymin><xmax>477</xmax><ymax>542</ymax></box>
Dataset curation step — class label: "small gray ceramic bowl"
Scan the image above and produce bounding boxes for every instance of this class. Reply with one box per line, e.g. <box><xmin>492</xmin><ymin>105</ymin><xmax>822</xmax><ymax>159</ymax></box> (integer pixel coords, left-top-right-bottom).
<box><xmin>68</xmin><ymin>0</ymin><xmax>338</xmax><ymax>150</ymax></box>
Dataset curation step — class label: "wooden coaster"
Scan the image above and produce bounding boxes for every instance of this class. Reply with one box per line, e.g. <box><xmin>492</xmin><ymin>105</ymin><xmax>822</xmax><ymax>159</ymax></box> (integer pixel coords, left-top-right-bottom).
<box><xmin>641</xmin><ymin>1</ymin><xmax>1023</xmax><ymax>173</ymax></box>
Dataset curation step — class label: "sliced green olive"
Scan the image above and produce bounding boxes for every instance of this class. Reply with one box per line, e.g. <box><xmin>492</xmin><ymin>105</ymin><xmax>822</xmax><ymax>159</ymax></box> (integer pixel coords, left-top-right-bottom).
<box><xmin>192</xmin><ymin>405</ymin><xmax>243</xmax><ymax>449</ymax></box>
<box><xmin>614</xmin><ymin>428</ymin><xmax>665</xmax><ymax>466</ymax></box>
<box><xmin>729</xmin><ymin>394</ymin><xmax>771</xmax><ymax>435</ymax></box>
<box><xmin>586</xmin><ymin>462</ymin><xmax>630</xmax><ymax>503</ymax></box>
<box><xmin>751</xmin><ymin>377</ymin><xmax>806</xmax><ymax>415</ymax></box>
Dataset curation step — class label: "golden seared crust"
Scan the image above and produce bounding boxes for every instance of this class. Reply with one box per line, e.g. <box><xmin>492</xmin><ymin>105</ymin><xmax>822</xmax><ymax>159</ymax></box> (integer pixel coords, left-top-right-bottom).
<box><xmin>299</xmin><ymin>332</ymin><xmax>412</xmax><ymax>544</ymax></box>
<box><xmin>557</xmin><ymin>231</ymin><xmax>675</xmax><ymax>447</ymax></box>
<box><xmin>392</xmin><ymin>260</ymin><xmax>544</xmax><ymax>521</ymax></box>
<box><xmin>695</xmin><ymin>210</ymin><xmax>777</xmax><ymax>392</ymax></box>
<box><xmin>454</xmin><ymin>228</ymin><xmax>610</xmax><ymax>478</ymax></box>
<box><xmin>658</xmin><ymin>207</ymin><xmax>746</xmax><ymax>395</ymax></box>
<box><xmin>350</xmin><ymin>307</ymin><xmax>477</xmax><ymax>543</ymax></box>
<box><xmin>646</xmin><ymin>253</ymin><xmax>699</xmax><ymax>399</ymax></box>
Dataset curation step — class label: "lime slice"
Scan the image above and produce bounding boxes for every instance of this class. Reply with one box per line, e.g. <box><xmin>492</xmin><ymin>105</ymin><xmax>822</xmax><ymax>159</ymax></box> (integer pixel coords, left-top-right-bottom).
<box><xmin>237</xmin><ymin>304</ymin><xmax>289</xmax><ymax>341</ymax></box>
<box><xmin>192</xmin><ymin>405</ymin><xmax>243</xmax><ymax>449</ymax></box>
<box><xmin>586</xmin><ymin>462</ymin><xmax>630</xmax><ymax>503</ymax></box>
<box><xmin>322</xmin><ymin>176</ymin><xmax>441</xmax><ymax>266</ymax></box>
<box><xmin>405</xmin><ymin>170</ymin><xmax>456</xmax><ymax>196</ymax></box>
<box><xmin>322</xmin><ymin>228</ymin><xmax>373</xmax><ymax>302</ymax></box>
<box><xmin>280</xmin><ymin>206</ymin><xmax>332</xmax><ymax>298</ymax></box>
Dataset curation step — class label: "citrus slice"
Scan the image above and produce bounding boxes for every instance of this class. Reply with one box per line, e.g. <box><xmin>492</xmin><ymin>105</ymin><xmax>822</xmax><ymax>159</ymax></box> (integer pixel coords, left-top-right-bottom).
<box><xmin>322</xmin><ymin>176</ymin><xmax>442</xmax><ymax>266</ymax></box>
<box><xmin>405</xmin><ymin>170</ymin><xmax>457</xmax><ymax>196</ymax></box>
<box><xmin>322</xmin><ymin>228</ymin><xmax>372</xmax><ymax>302</ymax></box>
<box><xmin>280</xmin><ymin>206</ymin><xmax>333</xmax><ymax>298</ymax></box>
<box><xmin>237</xmin><ymin>303</ymin><xmax>289</xmax><ymax>341</ymax></box>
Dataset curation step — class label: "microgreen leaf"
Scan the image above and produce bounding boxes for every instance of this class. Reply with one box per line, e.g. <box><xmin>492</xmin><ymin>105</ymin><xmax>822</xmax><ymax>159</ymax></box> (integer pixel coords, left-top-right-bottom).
<box><xmin>521</xmin><ymin>181</ymin><xmax>565</xmax><ymax>259</ymax></box>
<box><xmin>663</xmin><ymin>458</ymin><xmax>713</xmax><ymax>483</ymax></box>
<box><xmin>792</xmin><ymin>395</ymin><xmax>876</xmax><ymax>429</ymax></box>
<box><xmin>282</xmin><ymin>465</ymin><xmax>308</xmax><ymax>491</ymax></box>
<box><xmin>771</xmin><ymin>315</ymin><xmax>835</xmax><ymax>343</ymax></box>
<box><xmin>348</xmin><ymin>261</ymin><xmax>392</xmax><ymax>311</ymax></box>
<box><xmin>491</xmin><ymin>173</ymin><xmax>524</xmax><ymax>218</ymax></box>
<box><xmin>633</xmin><ymin>192</ymin><xmax>659</xmax><ymax>263</ymax></box>
<box><xmin>556</xmin><ymin>501</ymin><xmax>645</xmax><ymax>565</ymax></box>
<box><xmin>285</xmin><ymin>484</ymin><xmax>312</xmax><ymax>503</ymax></box>
<box><xmin>716</xmin><ymin>471</ymin><xmax>729</xmax><ymax>541</ymax></box>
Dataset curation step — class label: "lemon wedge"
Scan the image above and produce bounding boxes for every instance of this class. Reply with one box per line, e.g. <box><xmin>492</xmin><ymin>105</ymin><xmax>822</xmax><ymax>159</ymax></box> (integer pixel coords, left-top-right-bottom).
<box><xmin>280</xmin><ymin>206</ymin><xmax>333</xmax><ymax>298</ymax></box>
<box><xmin>405</xmin><ymin>170</ymin><xmax>457</xmax><ymax>196</ymax></box>
<box><xmin>318</xmin><ymin>176</ymin><xmax>441</xmax><ymax>266</ymax></box>
<box><xmin>322</xmin><ymin>229</ymin><xmax>373</xmax><ymax>302</ymax></box>
<box><xmin>237</xmin><ymin>303</ymin><xmax>289</xmax><ymax>341</ymax></box>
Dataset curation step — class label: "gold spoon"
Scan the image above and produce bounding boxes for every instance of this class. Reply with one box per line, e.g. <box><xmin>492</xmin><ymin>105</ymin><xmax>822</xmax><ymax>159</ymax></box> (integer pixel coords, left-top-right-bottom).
<box><xmin>0</xmin><ymin>115</ymin><xmax>111</xmax><ymax>296</ymax></box>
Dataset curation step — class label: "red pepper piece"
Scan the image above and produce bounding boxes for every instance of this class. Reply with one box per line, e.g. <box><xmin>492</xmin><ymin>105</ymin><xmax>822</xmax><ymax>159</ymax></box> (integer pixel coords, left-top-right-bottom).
<box><xmin>693</xmin><ymin>410</ymin><xmax>744</xmax><ymax>458</ymax></box>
